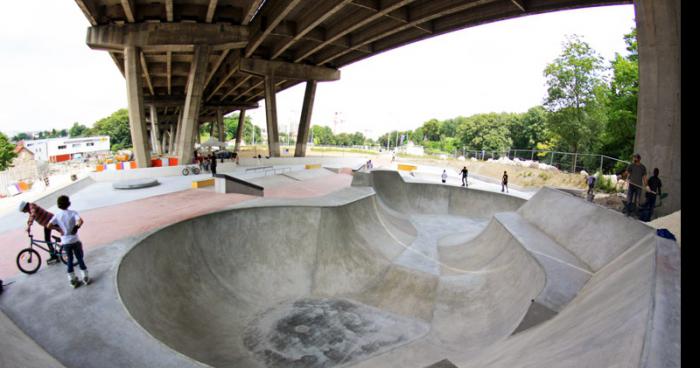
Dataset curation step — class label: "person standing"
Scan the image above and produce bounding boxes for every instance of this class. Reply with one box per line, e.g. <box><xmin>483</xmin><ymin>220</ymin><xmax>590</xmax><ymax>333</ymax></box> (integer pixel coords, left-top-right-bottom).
<box><xmin>460</xmin><ymin>166</ymin><xmax>469</xmax><ymax>187</ymax></box>
<box><xmin>48</xmin><ymin>195</ymin><xmax>89</xmax><ymax>288</ymax></box>
<box><xmin>502</xmin><ymin>171</ymin><xmax>509</xmax><ymax>193</ymax></box>
<box><xmin>441</xmin><ymin>170</ymin><xmax>448</xmax><ymax>184</ymax></box>
<box><xmin>624</xmin><ymin>153</ymin><xmax>647</xmax><ymax>215</ymax></box>
<box><xmin>210</xmin><ymin>153</ymin><xmax>217</xmax><ymax>176</ymax></box>
<box><xmin>19</xmin><ymin>202</ymin><xmax>59</xmax><ymax>264</ymax></box>
<box><xmin>587</xmin><ymin>174</ymin><xmax>597</xmax><ymax>201</ymax></box>
<box><xmin>640</xmin><ymin>168</ymin><xmax>662</xmax><ymax>221</ymax></box>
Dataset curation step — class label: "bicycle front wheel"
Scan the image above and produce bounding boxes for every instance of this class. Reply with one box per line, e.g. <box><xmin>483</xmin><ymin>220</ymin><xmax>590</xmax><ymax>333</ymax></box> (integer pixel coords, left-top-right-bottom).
<box><xmin>16</xmin><ymin>248</ymin><xmax>41</xmax><ymax>274</ymax></box>
<box><xmin>192</xmin><ymin>167</ymin><xmax>201</xmax><ymax>175</ymax></box>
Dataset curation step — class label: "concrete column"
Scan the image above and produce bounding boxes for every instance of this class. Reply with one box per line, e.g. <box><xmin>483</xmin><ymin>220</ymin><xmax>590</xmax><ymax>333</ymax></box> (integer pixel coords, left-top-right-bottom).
<box><xmin>295</xmin><ymin>80</ymin><xmax>317</xmax><ymax>157</ymax></box>
<box><xmin>168</xmin><ymin>123</ymin><xmax>175</xmax><ymax>155</ymax></box>
<box><xmin>150</xmin><ymin>106</ymin><xmax>162</xmax><ymax>154</ymax></box>
<box><xmin>172</xmin><ymin>110</ymin><xmax>183</xmax><ymax>156</ymax></box>
<box><xmin>234</xmin><ymin>109</ymin><xmax>246</xmax><ymax>153</ymax></box>
<box><xmin>161</xmin><ymin>129</ymin><xmax>168</xmax><ymax>155</ymax></box>
<box><xmin>217</xmin><ymin>108</ymin><xmax>225</xmax><ymax>143</ymax></box>
<box><xmin>177</xmin><ymin>45</ymin><xmax>210</xmax><ymax>165</ymax></box>
<box><xmin>124</xmin><ymin>46</ymin><xmax>151</xmax><ymax>168</ymax></box>
<box><xmin>264</xmin><ymin>75</ymin><xmax>281</xmax><ymax>157</ymax></box>
<box><xmin>634</xmin><ymin>0</ymin><xmax>680</xmax><ymax>215</ymax></box>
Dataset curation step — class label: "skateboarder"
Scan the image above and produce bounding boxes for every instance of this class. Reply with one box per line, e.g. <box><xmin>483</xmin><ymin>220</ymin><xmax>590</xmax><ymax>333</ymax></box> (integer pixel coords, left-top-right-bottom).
<box><xmin>441</xmin><ymin>170</ymin><xmax>448</xmax><ymax>183</ymax></box>
<box><xmin>502</xmin><ymin>171</ymin><xmax>509</xmax><ymax>193</ymax></box>
<box><xmin>49</xmin><ymin>195</ymin><xmax>89</xmax><ymax>288</ymax></box>
<box><xmin>460</xmin><ymin>166</ymin><xmax>468</xmax><ymax>187</ymax></box>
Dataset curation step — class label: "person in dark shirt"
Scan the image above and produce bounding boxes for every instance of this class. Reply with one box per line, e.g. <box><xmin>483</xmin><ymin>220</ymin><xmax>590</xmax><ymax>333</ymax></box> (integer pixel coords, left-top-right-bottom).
<box><xmin>209</xmin><ymin>153</ymin><xmax>217</xmax><ymax>176</ymax></box>
<box><xmin>624</xmin><ymin>153</ymin><xmax>647</xmax><ymax>215</ymax></box>
<box><xmin>460</xmin><ymin>166</ymin><xmax>469</xmax><ymax>187</ymax></box>
<box><xmin>501</xmin><ymin>171</ymin><xmax>509</xmax><ymax>193</ymax></box>
<box><xmin>640</xmin><ymin>168</ymin><xmax>662</xmax><ymax>221</ymax></box>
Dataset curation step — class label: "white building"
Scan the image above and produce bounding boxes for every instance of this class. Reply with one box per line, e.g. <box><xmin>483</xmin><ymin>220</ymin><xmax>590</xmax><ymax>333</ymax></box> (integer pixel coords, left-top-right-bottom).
<box><xmin>23</xmin><ymin>136</ymin><xmax>110</xmax><ymax>162</ymax></box>
<box><xmin>398</xmin><ymin>141</ymin><xmax>425</xmax><ymax>156</ymax></box>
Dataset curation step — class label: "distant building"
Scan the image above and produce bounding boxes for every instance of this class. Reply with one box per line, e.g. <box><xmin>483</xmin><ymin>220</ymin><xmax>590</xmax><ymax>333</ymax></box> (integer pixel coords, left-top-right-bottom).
<box><xmin>22</xmin><ymin>136</ymin><xmax>110</xmax><ymax>162</ymax></box>
<box><xmin>398</xmin><ymin>141</ymin><xmax>424</xmax><ymax>156</ymax></box>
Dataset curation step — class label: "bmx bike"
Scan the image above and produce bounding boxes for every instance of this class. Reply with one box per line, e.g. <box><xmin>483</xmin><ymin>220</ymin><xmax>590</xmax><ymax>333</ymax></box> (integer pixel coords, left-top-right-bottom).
<box><xmin>181</xmin><ymin>165</ymin><xmax>201</xmax><ymax>176</ymax></box>
<box><xmin>16</xmin><ymin>234</ymin><xmax>77</xmax><ymax>274</ymax></box>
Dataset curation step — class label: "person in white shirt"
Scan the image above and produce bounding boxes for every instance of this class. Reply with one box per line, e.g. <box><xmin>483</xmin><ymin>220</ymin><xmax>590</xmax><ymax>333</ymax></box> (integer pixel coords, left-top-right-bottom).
<box><xmin>441</xmin><ymin>170</ymin><xmax>448</xmax><ymax>184</ymax></box>
<box><xmin>49</xmin><ymin>195</ymin><xmax>89</xmax><ymax>288</ymax></box>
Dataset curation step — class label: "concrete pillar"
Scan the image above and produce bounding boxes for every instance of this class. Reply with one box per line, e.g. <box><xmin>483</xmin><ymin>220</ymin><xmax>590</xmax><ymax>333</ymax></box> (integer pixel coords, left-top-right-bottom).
<box><xmin>295</xmin><ymin>80</ymin><xmax>317</xmax><ymax>157</ymax></box>
<box><xmin>217</xmin><ymin>108</ymin><xmax>225</xmax><ymax>143</ymax></box>
<box><xmin>161</xmin><ymin>129</ymin><xmax>168</xmax><ymax>155</ymax></box>
<box><xmin>634</xmin><ymin>0</ymin><xmax>680</xmax><ymax>215</ymax></box>
<box><xmin>177</xmin><ymin>45</ymin><xmax>210</xmax><ymax>165</ymax></box>
<box><xmin>168</xmin><ymin>124</ymin><xmax>175</xmax><ymax>155</ymax></box>
<box><xmin>264</xmin><ymin>75</ymin><xmax>281</xmax><ymax>157</ymax></box>
<box><xmin>150</xmin><ymin>106</ymin><xmax>162</xmax><ymax>154</ymax></box>
<box><xmin>124</xmin><ymin>46</ymin><xmax>151</xmax><ymax>168</ymax></box>
<box><xmin>234</xmin><ymin>109</ymin><xmax>246</xmax><ymax>153</ymax></box>
<box><xmin>173</xmin><ymin>110</ymin><xmax>183</xmax><ymax>156</ymax></box>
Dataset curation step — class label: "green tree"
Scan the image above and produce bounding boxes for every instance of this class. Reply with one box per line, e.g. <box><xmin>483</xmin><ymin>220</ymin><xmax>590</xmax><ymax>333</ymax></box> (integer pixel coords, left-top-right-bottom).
<box><xmin>311</xmin><ymin>125</ymin><xmax>335</xmax><ymax>145</ymax></box>
<box><xmin>69</xmin><ymin>122</ymin><xmax>90</xmax><ymax>137</ymax></box>
<box><xmin>509</xmin><ymin>106</ymin><xmax>548</xmax><ymax>149</ymax></box>
<box><xmin>0</xmin><ymin>132</ymin><xmax>18</xmax><ymax>170</ymax></box>
<box><xmin>422</xmin><ymin>119</ymin><xmax>441</xmax><ymax>141</ymax></box>
<box><xmin>223</xmin><ymin>113</ymin><xmax>261</xmax><ymax>145</ymax></box>
<box><xmin>92</xmin><ymin>109</ymin><xmax>132</xmax><ymax>151</ymax></box>
<box><xmin>11</xmin><ymin>132</ymin><xmax>31</xmax><ymax>142</ymax></box>
<box><xmin>456</xmin><ymin>113</ymin><xmax>512</xmax><ymax>152</ymax></box>
<box><xmin>601</xmin><ymin>28</ymin><xmax>638</xmax><ymax>162</ymax></box>
<box><xmin>543</xmin><ymin>34</ymin><xmax>607</xmax><ymax>154</ymax></box>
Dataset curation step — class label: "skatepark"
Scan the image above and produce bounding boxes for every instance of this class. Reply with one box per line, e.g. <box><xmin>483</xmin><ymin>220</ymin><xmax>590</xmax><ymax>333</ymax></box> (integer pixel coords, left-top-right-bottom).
<box><xmin>0</xmin><ymin>160</ymin><xmax>680</xmax><ymax>368</ymax></box>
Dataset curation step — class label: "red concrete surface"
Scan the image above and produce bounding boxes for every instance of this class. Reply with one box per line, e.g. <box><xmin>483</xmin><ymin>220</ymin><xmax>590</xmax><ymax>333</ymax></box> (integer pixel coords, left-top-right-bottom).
<box><xmin>0</xmin><ymin>172</ymin><xmax>353</xmax><ymax>279</ymax></box>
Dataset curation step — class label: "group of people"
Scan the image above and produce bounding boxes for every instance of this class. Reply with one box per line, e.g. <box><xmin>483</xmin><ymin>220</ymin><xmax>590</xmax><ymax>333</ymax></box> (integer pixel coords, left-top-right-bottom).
<box><xmin>440</xmin><ymin>167</ymin><xmax>509</xmax><ymax>192</ymax></box>
<box><xmin>623</xmin><ymin>153</ymin><xmax>663</xmax><ymax>222</ymax></box>
<box><xmin>20</xmin><ymin>195</ymin><xmax>89</xmax><ymax>288</ymax></box>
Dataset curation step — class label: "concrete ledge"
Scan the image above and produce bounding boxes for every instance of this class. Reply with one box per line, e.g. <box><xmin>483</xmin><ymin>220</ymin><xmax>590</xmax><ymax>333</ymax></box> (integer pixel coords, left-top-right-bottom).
<box><xmin>191</xmin><ymin>178</ymin><xmax>214</xmax><ymax>189</ymax></box>
<box><xmin>214</xmin><ymin>174</ymin><xmax>264</xmax><ymax>196</ymax></box>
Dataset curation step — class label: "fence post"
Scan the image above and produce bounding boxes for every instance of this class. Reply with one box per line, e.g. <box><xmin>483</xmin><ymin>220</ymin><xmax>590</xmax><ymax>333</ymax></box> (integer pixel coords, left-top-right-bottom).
<box><xmin>531</xmin><ymin>150</ymin><xmax>535</xmax><ymax>161</ymax></box>
<box><xmin>550</xmin><ymin>151</ymin><xmax>554</xmax><ymax>166</ymax></box>
<box><xmin>599</xmin><ymin>155</ymin><xmax>604</xmax><ymax>174</ymax></box>
<box><xmin>572</xmin><ymin>152</ymin><xmax>577</xmax><ymax>173</ymax></box>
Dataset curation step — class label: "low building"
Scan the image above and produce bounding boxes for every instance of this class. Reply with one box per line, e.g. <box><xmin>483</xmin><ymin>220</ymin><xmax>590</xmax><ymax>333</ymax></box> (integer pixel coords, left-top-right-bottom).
<box><xmin>398</xmin><ymin>141</ymin><xmax>425</xmax><ymax>156</ymax></box>
<box><xmin>22</xmin><ymin>136</ymin><xmax>111</xmax><ymax>162</ymax></box>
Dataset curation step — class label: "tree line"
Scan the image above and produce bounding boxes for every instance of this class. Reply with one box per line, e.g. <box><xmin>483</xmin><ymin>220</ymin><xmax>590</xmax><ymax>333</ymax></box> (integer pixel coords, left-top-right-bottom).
<box><xmin>376</xmin><ymin>29</ymin><xmax>638</xmax><ymax>172</ymax></box>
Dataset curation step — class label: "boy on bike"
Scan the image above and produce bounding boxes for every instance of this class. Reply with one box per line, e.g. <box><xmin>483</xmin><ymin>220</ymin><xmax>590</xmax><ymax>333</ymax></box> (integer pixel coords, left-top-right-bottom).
<box><xmin>19</xmin><ymin>201</ymin><xmax>60</xmax><ymax>265</ymax></box>
<box><xmin>48</xmin><ymin>195</ymin><xmax>89</xmax><ymax>288</ymax></box>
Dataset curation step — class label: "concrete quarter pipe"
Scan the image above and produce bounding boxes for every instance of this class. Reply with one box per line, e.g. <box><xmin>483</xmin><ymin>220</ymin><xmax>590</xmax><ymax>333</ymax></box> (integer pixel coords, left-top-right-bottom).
<box><xmin>116</xmin><ymin>170</ymin><xmax>679</xmax><ymax>367</ymax></box>
<box><xmin>0</xmin><ymin>170</ymin><xmax>679</xmax><ymax>367</ymax></box>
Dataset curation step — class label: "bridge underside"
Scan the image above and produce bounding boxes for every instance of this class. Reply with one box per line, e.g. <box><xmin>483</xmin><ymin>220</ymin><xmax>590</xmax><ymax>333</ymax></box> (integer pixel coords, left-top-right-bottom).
<box><xmin>75</xmin><ymin>0</ymin><xmax>680</xmax><ymax>213</ymax></box>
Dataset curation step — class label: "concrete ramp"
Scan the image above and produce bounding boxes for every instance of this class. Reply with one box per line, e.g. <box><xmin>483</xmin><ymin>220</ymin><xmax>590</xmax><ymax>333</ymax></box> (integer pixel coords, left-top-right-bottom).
<box><xmin>0</xmin><ymin>310</ymin><xmax>65</xmax><ymax>368</ymax></box>
<box><xmin>282</xmin><ymin>167</ymin><xmax>335</xmax><ymax>181</ymax></box>
<box><xmin>0</xmin><ymin>170</ymin><xmax>678</xmax><ymax>368</ymax></box>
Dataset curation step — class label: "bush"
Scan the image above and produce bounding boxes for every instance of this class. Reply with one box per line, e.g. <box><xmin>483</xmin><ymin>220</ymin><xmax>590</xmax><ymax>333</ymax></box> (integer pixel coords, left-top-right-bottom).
<box><xmin>594</xmin><ymin>171</ymin><xmax>618</xmax><ymax>193</ymax></box>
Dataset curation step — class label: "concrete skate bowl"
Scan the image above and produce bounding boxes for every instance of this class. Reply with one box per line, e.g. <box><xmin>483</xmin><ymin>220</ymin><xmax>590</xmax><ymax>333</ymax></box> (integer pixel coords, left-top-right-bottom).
<box><xmin>117</xmin><ymin>171</ymin><xmax>679</xmax><ymax>368</ymax></box>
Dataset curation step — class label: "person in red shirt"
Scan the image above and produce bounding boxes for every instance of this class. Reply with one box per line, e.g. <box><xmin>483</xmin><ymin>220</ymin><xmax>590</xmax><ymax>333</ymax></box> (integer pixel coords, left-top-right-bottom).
<box><xmin>19</xmin><ymin>201</ymin><xmax>60</xmax><ymax>264</ymax></box>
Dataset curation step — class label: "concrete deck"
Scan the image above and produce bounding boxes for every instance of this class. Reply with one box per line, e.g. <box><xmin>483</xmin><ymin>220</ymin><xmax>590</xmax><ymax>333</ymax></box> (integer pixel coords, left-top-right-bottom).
<box><xmin>0</xmin><ymin>166</ymin><xmax>679</xmax><ymax>367</ymax></box>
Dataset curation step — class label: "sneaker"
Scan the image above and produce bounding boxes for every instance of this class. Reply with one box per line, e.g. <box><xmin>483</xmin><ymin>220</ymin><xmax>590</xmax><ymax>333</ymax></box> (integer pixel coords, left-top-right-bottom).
<box><xmin>83</xmin><ymin>276</ymin><xmax>91</xmax><ymax>285</ymax></box>
<box><xmin>47</xmin><ymin>256</ymin><xmax>59</xmax><ymax>265</ymax></box>
<box><xmin>70</xmin><ymin>278</ymin><xmax>83</xmax><ymax>289</ymax></box>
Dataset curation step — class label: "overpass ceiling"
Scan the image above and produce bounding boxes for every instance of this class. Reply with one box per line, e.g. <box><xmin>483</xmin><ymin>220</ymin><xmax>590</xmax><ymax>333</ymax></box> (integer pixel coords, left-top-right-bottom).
<box><xmin>76</xmin><ymin>0</ymin><xmax>631</xmax><ymax>122</ymax></box>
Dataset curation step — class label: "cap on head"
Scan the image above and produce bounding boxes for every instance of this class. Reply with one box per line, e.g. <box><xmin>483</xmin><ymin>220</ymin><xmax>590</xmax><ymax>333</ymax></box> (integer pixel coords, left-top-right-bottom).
<box><xmin>633</xmin><ymin>153</ymin><xmax>641</xmax><ymax>160</ymax></box>
<box><xmin>19</xmin><ymin>201</ymin><xmax>28</xmax><ymax>212</ymax></box>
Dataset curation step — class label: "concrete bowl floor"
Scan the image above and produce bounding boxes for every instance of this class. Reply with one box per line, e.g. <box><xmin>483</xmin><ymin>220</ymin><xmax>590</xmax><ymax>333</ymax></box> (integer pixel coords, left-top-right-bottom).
<box><xmin>0</xmin><ymin>170</ymin><xmax>679</xmax><ymax>368</ymax></box>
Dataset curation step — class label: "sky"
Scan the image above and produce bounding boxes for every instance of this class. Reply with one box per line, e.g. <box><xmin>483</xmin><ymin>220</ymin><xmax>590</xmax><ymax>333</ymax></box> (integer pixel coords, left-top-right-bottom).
<box><xmin>0</xmin><ymin>3</ymin><xmax>636</xmax><ymax>139</ymax></box>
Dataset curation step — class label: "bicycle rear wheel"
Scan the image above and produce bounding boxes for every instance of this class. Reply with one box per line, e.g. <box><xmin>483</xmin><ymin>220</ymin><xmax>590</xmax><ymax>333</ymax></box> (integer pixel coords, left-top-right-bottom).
<box><xmin>58</xmin><ymin>246</ymin><xmax>78</xmax><ymax>267</ymax></box>
<box><xmin>182</xmin><ymin>168</ymin><xmax>190</xmax><ymax>176</ymax></box>
<box><xmin>16</xmin><ymin>248</ymin><xmax>41</xmax><ymax>274</ymax></box>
